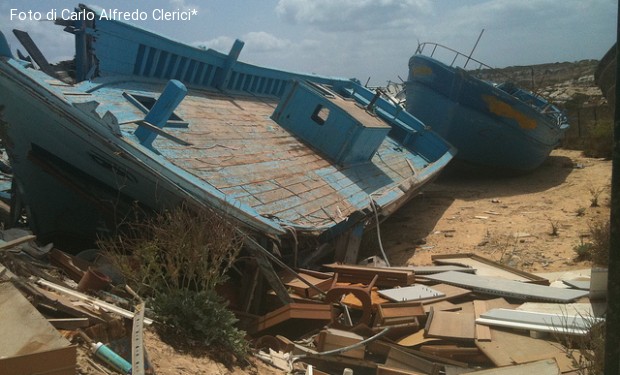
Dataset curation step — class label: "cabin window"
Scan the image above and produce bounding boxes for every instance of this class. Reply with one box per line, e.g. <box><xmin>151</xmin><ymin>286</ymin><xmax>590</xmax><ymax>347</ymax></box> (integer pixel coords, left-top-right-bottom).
<box><xmin>311</xmin><ymin>105</ymin><xmax>330</xmax><ymax>125</ymax></box>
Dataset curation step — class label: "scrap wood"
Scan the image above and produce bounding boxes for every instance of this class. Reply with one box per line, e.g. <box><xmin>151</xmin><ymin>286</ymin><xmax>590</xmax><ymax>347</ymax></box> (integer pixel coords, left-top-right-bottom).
<box><xmin>35</xmin><ymin>278</ymin><xmax>154</xmax><ymax>324</ymax></box>
<box><xmin>325</xmin><ymin>274</ymin><xmax>377</xmax><ymax>329</ymax></box>
<box><xmin>425</xmin><ymin>308</ymin><xmax>475</xmax><ymax>341</ymax></box>
<box><xmin>292</xmin><ymin>327</ymin><xmax>390</xmax><ymax>361</ymax></box>
<box><xmin>384</xmin><ymin>346</ymin><xmax>443</xmax><ymax>374</ymax></box>
<box><xmin>419</xmin><ymin>344</ymin><xmax>489</xmax><ymax>365</ymax></box>
<box><xmin>315</xmin><ymin>328</ymin><xmax>366</xmax><ymax>359</ymax></box>
<box><xmin>396</xmin><ymin>329</ymin><xmax>441</xmax><ymax>347</ymax></box>
<box><xmin>476</xmin><ymin>328</ymin><xmax>579</xmax><ymax>373</ymax></box>
<box><xmin>323</xmin><ymin>263</ymin><xmax>415</xmax><ymax>287</ymax></box>
<box><xmin>250</xmin><ymin>302</ymin><xmax>332</xmax><ymax>336</ymax></box>
<box><xmin>0</xmin><ymin>282</ymin><xmax>76</xmax><ymax>375</ymax></box>
<box><xmin>465</xmin><ymin>358</ymin><xmax>561</xmax><ymax>374</ymax></box>
<box><xmin>0</xmin><ymin>234</ymin><xmax>37</xmax><ymax>251</ymax></box>
<box><xmin>28</xmin><ymin>283</ymin><xmax>109</xmax><ymax>324</ymax></box>
<box><xmin>281</xmin><ymin>270</ymin><xmax>333</xmax><ymax>298</ymax></box>
<box><xmin>431</xmin><ymin>253</ymin><xmax>549</xmax><ymax>285</ymax></box>
<box><xmin>49</xmin><ymin>249</ymin><xmax>89</xmax><ymax>283</ymax></box>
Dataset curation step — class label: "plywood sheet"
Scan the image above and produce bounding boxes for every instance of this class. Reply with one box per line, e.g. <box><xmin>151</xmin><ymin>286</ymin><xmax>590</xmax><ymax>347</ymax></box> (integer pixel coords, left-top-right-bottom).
<box><xmin>0</xmin><ymin>282</ymin><xmax>75</xmax><ymax>375</ymax></box>
<box><xmin>476</xmin><ymin>328</ymin><xmax>577</xmax><ymax>373</ymax></box>
<box><xmin>466</xmin><ymin>358</ymin><xmax>560</xmax><ymax>375</ymax></box>
<box><xmin>425</xmin><ymin>310</ymin><xmax>475</xmax><ymax>341</ymax></box>
<box><xmin>432</xmin><ymin>253</ymin><xmax>548</xmax><ymax>284</ymax></box>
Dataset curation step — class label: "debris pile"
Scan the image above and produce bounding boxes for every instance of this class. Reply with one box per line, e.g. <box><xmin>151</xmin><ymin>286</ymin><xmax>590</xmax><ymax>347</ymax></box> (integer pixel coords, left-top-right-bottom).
<box><xmin>240</xmin><ymin>254</ymin><xmax>603</xmax><ymax>374</ymax></box>
<box><xmin>0</xmin><ymin>228</ymin><xmax>606</xmax><ymax>375</ymax></box>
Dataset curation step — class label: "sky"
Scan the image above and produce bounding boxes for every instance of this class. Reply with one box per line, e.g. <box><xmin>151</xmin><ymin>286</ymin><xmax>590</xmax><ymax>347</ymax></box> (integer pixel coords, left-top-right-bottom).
<box><xmin>0</xmin><ymin>0</ymin><xmax>617</xmax><ymax>86</ymax></box>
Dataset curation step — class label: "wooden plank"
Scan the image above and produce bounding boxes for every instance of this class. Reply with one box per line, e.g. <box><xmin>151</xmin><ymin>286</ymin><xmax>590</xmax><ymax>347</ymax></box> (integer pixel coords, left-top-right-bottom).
<box><xmin>35</xmin><ymin>279</ymin><xmax>154</xmax><ymax>324</ymax></box>
<box><xmin>397</xmin><ymin>329</ymin><xmax>442</xmax><ymax>347</ymax></box>
<box><xmin>250</xmin><ymin>303</ymin><xmax>332</xmax><ymax>336</ymax></box>
<box><xmin>316</xmin><ymin>329</ymin><xmax>365</xmax><ymax>359</ymax></box>
<box><xmin>425</xmin><ymin>271</ymin><xmax>589</xmax><ymax>303</ymax></box>
<box><xmin>385</xmin><ymin>346</ymin><xmax>441</xmax><ymax>374</ymax></box>
<box><xmin>432</xmin><ymin>253</ymin><xmax>548</xmax><ymax>285</ymax></box>
<box><xmin>375</xmin><ymin>302</ymin><xmax>425</xmax><ymax>326</ymax></box>
<box><xmin>0</xmin><ymin>282</ymin><xmax>76</xmax><ymax>375</ymax></box>
<box><xmin>323</xmin><ymin>263</ymin><xmax>415</xmax><ymax>287</ymax></box>
<box><xmin>476</xmin><ymin>328</ymin><xmax>578</xmax><ymax>373</ymax></box>
<box><xmin>425</xmin><ymin>309</ymin><xmax>475</xmax><ymax>341</ymax></box>
<box><xmin>0</xmin><ymin>234</ymin><xmax>37</xmax><ymax>251</ymax></box>
<box><xmin>0</xmin><ymin>345</ymin><xmax>76</xmax><ymax>375</ymax></box>
<box><xmin>47</xmin><ymin>318</ymin><xmax>90</xmax><ymax>330</ymax></box>
<box><xmin>473</xmin><ymin>300</ymin><xmax>492</xmax><ymax>342</ymax></box>
<box><xmin>465</xmin><ymin>358</ymin><xmax>560</xmax><ymax>374</ymax></box>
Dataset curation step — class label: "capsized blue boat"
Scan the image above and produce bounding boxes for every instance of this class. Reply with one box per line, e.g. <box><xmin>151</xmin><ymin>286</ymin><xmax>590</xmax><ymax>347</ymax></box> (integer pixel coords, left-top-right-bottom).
<box><xmin>405</xmin><ymin>42</ymin><xmax>569</xmax><ymax>172</ymax></box>
<box><xmin>0</xmin><ymin>5</ymin><xmax>455</xmax><ymax>260</ymax></box>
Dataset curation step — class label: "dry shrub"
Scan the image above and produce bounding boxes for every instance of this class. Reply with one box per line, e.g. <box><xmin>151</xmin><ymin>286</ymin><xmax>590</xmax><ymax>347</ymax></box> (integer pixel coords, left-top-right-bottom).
<box><xmin>99</xmin><ymin>204</ymin><xmax>249</xmax><ymax>364</ymax></box>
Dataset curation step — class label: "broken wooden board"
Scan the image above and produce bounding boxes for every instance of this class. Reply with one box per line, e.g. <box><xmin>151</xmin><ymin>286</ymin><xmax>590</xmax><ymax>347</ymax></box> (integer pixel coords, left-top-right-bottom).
<box><xmin>465</xmin><ymin>358</ymin><xmax>560</xmax><ymax>374</ymax></box>
<box><xmin>385</xmin><ymin>346</ymin><xmax>442</xmax><ymax>374</ymax></box>
<box><xmin>476</xmin><ymin>328</ymin><xmax>578</xmax><ymax>373</ymax></box>
<box><xmin>250</xmin><ymin>303</ymin><xmax>332</xmax><ymax>337</ymax></box>
<box><xmin>36</xmin><ymin>278</ymin><xmax>153</xmax><ymax>324</ymax></box>
<box><xmin>432</xmin><ymin>253</ymin><xmax>549</xmax><ymax>285</ymax></box>
<box><xmin>373</xmin><ymin>265</ymin><xmax>476</xmax><ymax>275</ymax></box>
<box><xmin>397</xmin><ymin>329</ymin><xmax>442</xmax><ymax>347</ymax></box>
<box><xmin>425</xmin><ymin>309</ymin><xmax>475</xmax><ymax>341</ymax></box>
<box><xmin>323</xmin><ymin>263</ymin><xmax>415</xmax><ymax>287</ymax></box>
<box><xmin>472</xmin><ymin>298</ymin><xmax>513</xmax><ymax>342</ymax></box>
<box><xmin>419</xmin><ymin>344</ymin><xmax>489</xmax><ymax>365</ymax></box>
<box><xmin>316</xmin><ymin>328</ymin><xmax>365</xmax><ymax>359</ymax></box>
<box><xmin>0</xmin><ymin>282</ymin><xmax>76</xmax><ymax>375</ymax></box>
<box><xmin>379</xmin><ymin>285</ymin><xmax>445</xmax><ymax>302</ymax></box>
<box><xmin>425</xmin><ymin>271</ymin><xmax>589</xmax><ymax>302</ymax></box>
<box><xmin>280</xmin><ymin>271</ymin><xmax>333</xmax><ymax>298</ymax></box>
<box><xmin>375</xmin><ymin>302</ymin><xmax>426</xmax><ymax>327</ymax></box>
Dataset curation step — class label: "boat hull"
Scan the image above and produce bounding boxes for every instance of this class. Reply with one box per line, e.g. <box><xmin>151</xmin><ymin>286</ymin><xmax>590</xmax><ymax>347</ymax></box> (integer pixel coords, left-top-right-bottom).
<box><xmin>0</xmin><ymin>21</ymin><xmax>455</xmax><ymax>254</ymax></box>
<box><xmin>406</xmin><ymin>54</ymin><xmax>567</xmax><ymax>172</ymax></box>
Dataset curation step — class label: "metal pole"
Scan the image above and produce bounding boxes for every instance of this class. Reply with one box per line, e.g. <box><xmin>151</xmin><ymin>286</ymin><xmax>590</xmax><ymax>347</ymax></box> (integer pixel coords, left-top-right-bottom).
<box><xmin>464</xmin><ymin>29</ymin><xmax>485</xmax><ymax>69</ymax></box>
<box><xmin>604</xmin><ymin>2</ymin><xmax>620</xmax><ymax>373</ymax></box>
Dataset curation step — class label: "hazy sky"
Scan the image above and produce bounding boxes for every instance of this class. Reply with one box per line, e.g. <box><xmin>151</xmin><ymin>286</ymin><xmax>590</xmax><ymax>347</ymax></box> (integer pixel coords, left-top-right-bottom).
<box><xmin>1</xmin><ymin>0</ymin><xmax>617</xmax><ymax>85</ymax></box>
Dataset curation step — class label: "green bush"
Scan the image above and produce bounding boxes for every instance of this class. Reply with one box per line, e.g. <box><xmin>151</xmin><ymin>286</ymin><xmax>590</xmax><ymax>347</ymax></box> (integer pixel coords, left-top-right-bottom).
<box><xmin>152</xmin><ymin>289</ymin><xmax>249</xmax><ymax>362</ymax></box>
<box><xmin>100</xmin><ymin>205</ymin><xmax>248</xmax><ymax>364</ymax></box>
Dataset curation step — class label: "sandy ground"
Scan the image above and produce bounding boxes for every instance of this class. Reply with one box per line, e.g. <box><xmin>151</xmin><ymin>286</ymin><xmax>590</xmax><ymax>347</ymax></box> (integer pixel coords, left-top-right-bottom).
<box><xmin>378</xmin><ymin>148</ymin><xmax>612</xmax><ymax>273</ymax></box>
<box><xmin>117</xmin><ymin>148</ymin><xmax>611</xmax><ymax>375</ymax></box>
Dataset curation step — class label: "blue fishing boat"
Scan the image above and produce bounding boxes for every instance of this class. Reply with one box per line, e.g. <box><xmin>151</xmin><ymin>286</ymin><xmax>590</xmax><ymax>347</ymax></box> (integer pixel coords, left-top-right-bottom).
<box><xmin>0</xmin><ymin>5</ymin><xmax>454</xmax><ymax>261</ymax></box>
<box><xmin>405</xmin><ymin>42</ymin><xmax>569</xmax><ymax>172</ymax></box>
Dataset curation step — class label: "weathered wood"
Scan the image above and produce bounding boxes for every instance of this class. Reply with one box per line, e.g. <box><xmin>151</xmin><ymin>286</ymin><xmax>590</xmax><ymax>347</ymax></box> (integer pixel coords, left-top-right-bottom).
<box><xmin>432</xmin><ymin>253</ymin><xmax>549</xmax><ymax>285</ymax></box>
<box><xmin>0</xmin><ymin>282</ymin><xmax>76</xmax><ymax>375</ymax></box>
<box><xmin>464</xmin><ymin>358</ymin><xmax>560</xmax><ymax>374</ymax></box>
<box><xmin>0</xmin><ymin>234</ymin><xmax>37</xmax><ymax>251</ymax></box>
<box><xmin>324</xmin><ymin>263</ymin><xmax>415</xmax><ymax>287</ymax></box>
<box><xmin>250</xmin><ymin>303</ymin><xmax>332</xmax><ymax>337</ymax></box>
<box><xmin>315</xmin><ymin>329</ymin><xmax>365</xmax><ymax>359</ymax></box>
<box><xmin>476</xmin><ymin>328</ymin><xmax>578</xmax><ymax>372</ymax></box>
<box><xmin>425</xmin><ymin>309</ymin><xmax>476</xmax><ymax>341</ymax></box>
<box><xmin>35</xmin><ymin>278</ymin><xmax>153</xmax><ymax>324</ymax></box>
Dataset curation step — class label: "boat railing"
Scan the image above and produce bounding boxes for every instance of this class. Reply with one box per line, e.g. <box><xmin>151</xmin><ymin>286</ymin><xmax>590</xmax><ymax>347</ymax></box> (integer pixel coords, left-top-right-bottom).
<box><xmin>415</xmin><ymin>42</ymin><xmax>494</xmax><ymax>71</ymax></box>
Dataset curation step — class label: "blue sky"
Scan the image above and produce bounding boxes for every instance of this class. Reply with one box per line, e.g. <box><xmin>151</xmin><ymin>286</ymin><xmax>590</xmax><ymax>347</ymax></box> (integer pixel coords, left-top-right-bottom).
<box><xmin>1</xmin><ymin>0</ymin><xmax>617</xmax><ymax>85</ymax></box>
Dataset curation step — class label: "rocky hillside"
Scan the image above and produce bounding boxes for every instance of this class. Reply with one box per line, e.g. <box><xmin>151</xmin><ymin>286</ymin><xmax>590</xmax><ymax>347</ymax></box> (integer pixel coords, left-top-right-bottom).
<box><xmin>474</xmin><ymin>59</ymin><xmax>612</xmax><ymax>157</ymax></box>
<box><xmin>475</xmin><ymin>60</ymin><xmax>605</xmax><ymax>106</ymax></box>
